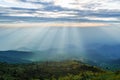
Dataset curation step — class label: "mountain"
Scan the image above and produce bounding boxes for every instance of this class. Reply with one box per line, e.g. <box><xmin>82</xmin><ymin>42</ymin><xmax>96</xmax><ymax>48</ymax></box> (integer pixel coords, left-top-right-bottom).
<box><xmin>85</xmin><ymin>44</ymin><xmax>120</xmax><ymax>62</ymax></box>
<box><xmin>0</xmin><ymin>44</ymin><xmax>120</xmax><ymax>69</ymax></box>
<box><xmin>0</xmin><ymin>50</ymin><xmax>33</xmax><ymax>63</ymax></box>
<box><xmin>0</xmin><ymin>55</ymin><xmax>31</xmax><ymax>63</ymax></box>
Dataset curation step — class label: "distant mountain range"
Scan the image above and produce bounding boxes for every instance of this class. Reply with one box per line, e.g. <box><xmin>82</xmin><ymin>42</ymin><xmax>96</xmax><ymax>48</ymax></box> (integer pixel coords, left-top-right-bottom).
<box><xmin>0</xmin><ymin>44</ymin><xmax>120</xmax><ymax>70</ymax></box>
<box><xmin>0</xmin><ymin>50</ymin><xmax>33</xmax><ymax>63</ymax></box>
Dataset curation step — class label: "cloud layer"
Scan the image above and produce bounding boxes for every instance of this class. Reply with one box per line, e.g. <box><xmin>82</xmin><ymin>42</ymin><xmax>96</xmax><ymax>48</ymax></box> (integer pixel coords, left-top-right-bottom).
<box><xmin>0</xmin><ymin>0</ymin><xmax>120</xmax><ymax>24</ymax></box>
<box><xmin>0</xmin><ymin>22</ymin><xmax>109</xmax><ymax>27</ymax></box>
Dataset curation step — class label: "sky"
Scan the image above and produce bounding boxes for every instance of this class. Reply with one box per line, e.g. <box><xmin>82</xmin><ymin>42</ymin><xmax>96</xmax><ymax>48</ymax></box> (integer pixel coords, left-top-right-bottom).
<box><xmin>0</xmin><ymin>0</ymin><xmax>120</xmax><ymax>53</ymax></box>
<box><xmin>0</xmin><ymin>0</ymin><xmax>120</xmax><ymax>27</ymax></box>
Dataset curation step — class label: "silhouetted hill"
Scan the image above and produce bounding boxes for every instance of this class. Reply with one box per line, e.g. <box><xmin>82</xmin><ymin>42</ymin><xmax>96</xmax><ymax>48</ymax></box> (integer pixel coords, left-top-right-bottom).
<box><xmin>0</xmin><ymin>50</ymin><xmax>33</xmax><ymax>63</ymax></box>
<box><xmin>0</xmin><ymin>44</ymin><xmax>120</xmax><ymax>69</ymax></box>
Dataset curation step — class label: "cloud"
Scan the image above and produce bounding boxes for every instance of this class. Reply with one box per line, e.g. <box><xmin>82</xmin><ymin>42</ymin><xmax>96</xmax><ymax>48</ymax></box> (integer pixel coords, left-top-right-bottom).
<box><xmin>53</xmin><ymin>0</ymin><xmax>120</xmax><ymax>10</ymax></box>
<box><xmin>0</xmin><ymin>22</ymin><xmax>109</xmax><ymax>27</ymax></box>
<box><xmin>0</xmin><ymin>0</ymin><xmax>120</xmax><ymax>24</ymax></box>
<box><xmin>0</xmin><ymin>0</ymin><xmax>43</xmax><ymax>9</ymax></box>
<box><xmin>84</xmin><ymin>17</ymin><xmax>119</xmax><ymax>21</ymax></box>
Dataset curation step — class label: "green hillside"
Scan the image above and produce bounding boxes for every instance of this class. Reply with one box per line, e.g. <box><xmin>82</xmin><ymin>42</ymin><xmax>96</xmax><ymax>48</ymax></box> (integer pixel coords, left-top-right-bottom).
<box><xmin>0</xmin><ymin>60</ymin><xmax>120</xmax><ymax>80</ymax></box>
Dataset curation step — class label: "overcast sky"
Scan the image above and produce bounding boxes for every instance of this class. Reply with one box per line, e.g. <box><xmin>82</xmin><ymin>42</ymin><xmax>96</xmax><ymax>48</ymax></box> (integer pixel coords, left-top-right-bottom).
<box><xmin>0</xmin><ymin>0</ymin><xmax>120</xmax><ymax>27</ymax></box>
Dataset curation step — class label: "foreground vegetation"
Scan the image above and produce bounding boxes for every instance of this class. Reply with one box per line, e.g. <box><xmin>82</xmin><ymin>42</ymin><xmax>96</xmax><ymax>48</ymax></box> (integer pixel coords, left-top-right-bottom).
<box><xmin>0</xmin><ymin>60</ymin><xmax>120</xmax><ymax>80</ymax></box>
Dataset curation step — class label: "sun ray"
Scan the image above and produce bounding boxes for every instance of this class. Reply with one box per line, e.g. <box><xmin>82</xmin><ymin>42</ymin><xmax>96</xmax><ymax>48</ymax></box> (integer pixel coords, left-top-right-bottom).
<box><xmin>30</xmin><ymin>27</ymin><xmax>52</xmax><ymax>50</ymax></box>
